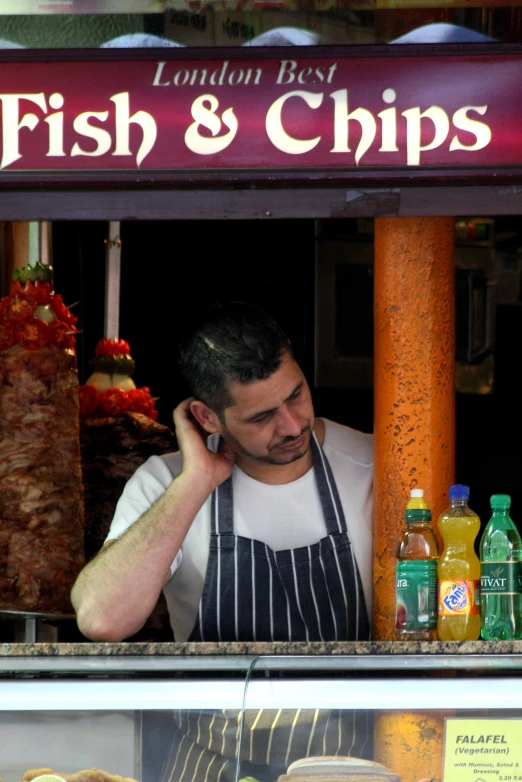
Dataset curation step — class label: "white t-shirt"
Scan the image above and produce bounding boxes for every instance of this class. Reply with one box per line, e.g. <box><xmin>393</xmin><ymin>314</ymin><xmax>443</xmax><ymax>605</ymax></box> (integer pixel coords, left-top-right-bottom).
<box><xmin>107</xmin><ymin>418</ymin><xmax>374</xmax><ymax>641</ymax></box>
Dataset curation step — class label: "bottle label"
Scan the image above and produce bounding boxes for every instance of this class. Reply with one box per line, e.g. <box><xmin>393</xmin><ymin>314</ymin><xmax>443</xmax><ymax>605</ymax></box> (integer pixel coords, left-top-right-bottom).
<box><xmin>438</xmin><ymin>580</ymin><xmax>480</xmax><ymax>616</ymax></box>
<box><xmin>481</xmin><ymin>562</ymin><xmax>522</xmax><ymax>595</ymax></box>
<box><xmin>396</xmin><ymin>560</ymin><xmax>438</xmax><ymax>630</ymax></box>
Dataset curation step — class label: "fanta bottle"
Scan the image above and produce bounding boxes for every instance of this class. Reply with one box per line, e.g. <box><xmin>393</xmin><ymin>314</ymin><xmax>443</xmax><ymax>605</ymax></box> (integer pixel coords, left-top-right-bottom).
<box><xmin>437</xmin><ymin>484</ymin><xmax>481</xmax><ymax>641</ymax></box>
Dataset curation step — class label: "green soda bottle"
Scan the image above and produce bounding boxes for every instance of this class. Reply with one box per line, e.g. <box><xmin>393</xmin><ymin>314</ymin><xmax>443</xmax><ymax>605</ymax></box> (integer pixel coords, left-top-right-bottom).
<box><xmin>395</xmin><ymin>489</ymin><xmax>440</xmax><ymax>640</ymax></box>
<box><xmin>480</xmin><ymin>494</ymin><xmax>522</xmax><ymax>640</ymax></box>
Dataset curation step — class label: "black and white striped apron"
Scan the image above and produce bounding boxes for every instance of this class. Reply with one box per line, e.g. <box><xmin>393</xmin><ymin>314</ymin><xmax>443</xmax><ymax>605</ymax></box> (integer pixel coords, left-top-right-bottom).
<box><xmin>159</xmin><ymin>433</ymin><xmax>370</xmax><ymax>782</ymax></box>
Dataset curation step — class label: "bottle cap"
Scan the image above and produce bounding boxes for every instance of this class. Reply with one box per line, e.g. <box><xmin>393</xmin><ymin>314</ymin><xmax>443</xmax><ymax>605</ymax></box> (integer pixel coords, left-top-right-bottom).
<box><xmin>449</xmin><ymin>484</ymin><xmax>470</xmax><ymax>500</ymax></box>
<box><xmin>410</xmin><ymin>489</ymin><xmax>424</xmax><ymax>498</ymax></box>
<box><xmin>405</xmin><ymin>509</ymin><xmax>432</xmax><ymax>521</ymax></box>
<box><xmin>491</xmin><ymin>494</ymin><xmax>511</xmax><ymax>510</ymax></box>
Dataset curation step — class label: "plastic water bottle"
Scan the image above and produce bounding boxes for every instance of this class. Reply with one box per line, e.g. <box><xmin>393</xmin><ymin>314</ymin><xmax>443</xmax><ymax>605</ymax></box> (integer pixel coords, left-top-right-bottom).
<box><xmin>396</xmin><ymin>489</ymin><xmax>439</xmax><ymax>640</ymax></box>
<box><xmin>480</xmin><ymin>494</ymin><xmax>522</xmax><ymax>640</ymax></box>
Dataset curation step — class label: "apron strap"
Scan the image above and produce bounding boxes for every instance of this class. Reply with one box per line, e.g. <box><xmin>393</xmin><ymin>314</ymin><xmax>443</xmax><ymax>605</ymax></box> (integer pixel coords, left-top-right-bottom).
<box><xmin>212</xmin><ymin>466</ymin><xmax>234</xmax><ymax>535</ymax></box>
<box><xmin>310</xmin><ymin>432</ymin><xmax>348</xmax><ymax>536</ymax></box>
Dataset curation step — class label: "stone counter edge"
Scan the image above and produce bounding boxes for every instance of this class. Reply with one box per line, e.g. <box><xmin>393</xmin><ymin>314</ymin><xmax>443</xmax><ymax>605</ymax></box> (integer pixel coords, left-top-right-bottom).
<box><xmin>1</xmin><ymin>640</ymin><xmax>522</xmax><ymax>656</ymax></box>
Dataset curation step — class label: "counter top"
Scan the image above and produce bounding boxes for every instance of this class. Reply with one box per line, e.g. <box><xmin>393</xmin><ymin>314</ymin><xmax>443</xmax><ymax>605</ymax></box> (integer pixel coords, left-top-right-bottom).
<box><xmin>1</xmin><ymin>639</ymin><xmax>522</xmax><ymax>656</ymax></box>
<box><xmin>0</xmin><ymin>640</ymin><xmax>522</xmax><ymax>673</ymax></box>
<box><xmin>3</xmin><ymin>639</ymin><xmax>522</xmax><ymax>655</ymax></box>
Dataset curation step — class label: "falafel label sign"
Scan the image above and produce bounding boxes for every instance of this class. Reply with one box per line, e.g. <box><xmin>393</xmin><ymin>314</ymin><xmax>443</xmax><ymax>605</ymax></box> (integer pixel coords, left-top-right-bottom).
<box><xmin>1</xmin><ymin>52</ymin><xmax>522</xmax><ymax>174</ymax></box>
<box><xmin>444</xmin><ymin>719</ymin><xmax>522</xmax><ymax>782</ymax></box>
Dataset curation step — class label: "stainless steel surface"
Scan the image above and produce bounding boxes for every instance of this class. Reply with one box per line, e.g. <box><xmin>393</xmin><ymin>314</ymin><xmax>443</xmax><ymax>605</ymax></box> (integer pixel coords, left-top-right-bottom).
<box><xmin>104</xmin><ymin>220</ymin><xmax>121</xmax><ymax>340</ymax></box>
<box><xmin>24</xmin><ymin>618</ymin><xmax>36</xmax><ymax>645</ymax></box>
<box><xmin>0</xmin><ymin>653</ymin><xmax>521</xmax><ymax>675</ymax></box>
<box><xmin>0</xmin><ymin>610</ymin><xmax>75</xmax><ymax>620</ymax></box>
<box><xmin>0</xmin><ymin>610</ymin><xmax>77</xmax><ymax>644</ymax></box>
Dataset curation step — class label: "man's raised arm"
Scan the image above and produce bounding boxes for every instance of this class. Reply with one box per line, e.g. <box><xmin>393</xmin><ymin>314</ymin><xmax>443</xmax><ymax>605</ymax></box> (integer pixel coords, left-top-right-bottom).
<box><xmin>71</xmin><ymin>398</ymin><xmax>235</xmax><ymax>642</ymax></box>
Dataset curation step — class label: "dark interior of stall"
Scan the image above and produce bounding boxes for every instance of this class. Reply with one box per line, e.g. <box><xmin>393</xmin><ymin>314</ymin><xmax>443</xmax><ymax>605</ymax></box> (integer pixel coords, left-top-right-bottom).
<box><xmin>50</xmin><ymin>215</ymin><xmax>522</xmax><ymax>541</ymax></box>
<box><xmin>2</xmin><ymin>221</ymin><xmax>520</xmax><ymax>644</ymax></box>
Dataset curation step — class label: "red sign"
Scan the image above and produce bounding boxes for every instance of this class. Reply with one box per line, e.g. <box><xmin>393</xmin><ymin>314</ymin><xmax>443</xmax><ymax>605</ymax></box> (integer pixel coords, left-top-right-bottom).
<box><xmin>0</xmin><ymin>50</ymin><xmax>520</xmax><ymax>175</ymax></box>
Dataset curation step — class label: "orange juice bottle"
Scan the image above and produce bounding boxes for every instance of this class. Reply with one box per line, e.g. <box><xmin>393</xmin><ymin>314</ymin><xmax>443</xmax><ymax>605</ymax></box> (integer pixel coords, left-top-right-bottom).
<box><xmin>437</xmin><ymin>484</ymin><xmax>481</xmax><ymax>640</ymax></box>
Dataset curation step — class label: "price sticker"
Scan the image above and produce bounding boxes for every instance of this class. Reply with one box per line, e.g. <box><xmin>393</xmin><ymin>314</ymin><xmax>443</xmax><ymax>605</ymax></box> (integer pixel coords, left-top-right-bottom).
<box><xmin>444</xmin><ymin>719</ymin><xmax>522</xmax><ymax>782</ymax></box>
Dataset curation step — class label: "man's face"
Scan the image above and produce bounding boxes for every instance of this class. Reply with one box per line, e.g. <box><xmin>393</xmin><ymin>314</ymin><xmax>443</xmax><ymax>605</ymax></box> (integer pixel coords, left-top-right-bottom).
<box><xmin>217</xmin><ymin>351</ymin><xmax>315</xmax><ymax>467</ymax></box>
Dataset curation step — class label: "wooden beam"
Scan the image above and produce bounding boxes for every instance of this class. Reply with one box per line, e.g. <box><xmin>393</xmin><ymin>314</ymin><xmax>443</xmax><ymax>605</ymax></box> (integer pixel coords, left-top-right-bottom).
<box><xmin>1</xmin><ymin>186</ymin><xmax>522</xmax><ymax>221</ymax></box>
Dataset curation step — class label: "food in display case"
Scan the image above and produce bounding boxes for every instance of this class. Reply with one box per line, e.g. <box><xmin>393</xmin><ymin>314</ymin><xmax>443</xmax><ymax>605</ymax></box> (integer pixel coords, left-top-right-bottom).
<box><xmin>20</xmin><ymin>769</ymin><xmax>139</xmax><ymax>782</ymax></box>
<box><xmin>278</xmin><ymin>756</ymin><xmax>401</xmax><ymax>782</ymax></box>
<box><xmin>0</xmin><ymin>262</ymin><xmax>84</xmax><ymax>614</ymax></box>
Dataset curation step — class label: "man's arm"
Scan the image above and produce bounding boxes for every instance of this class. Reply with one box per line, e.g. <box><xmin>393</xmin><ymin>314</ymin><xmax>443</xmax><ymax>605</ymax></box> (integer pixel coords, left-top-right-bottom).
<box><xmin>71</xmin><ymin>398</ymin><xmax>235</xmax><ymax>642</ymax></box>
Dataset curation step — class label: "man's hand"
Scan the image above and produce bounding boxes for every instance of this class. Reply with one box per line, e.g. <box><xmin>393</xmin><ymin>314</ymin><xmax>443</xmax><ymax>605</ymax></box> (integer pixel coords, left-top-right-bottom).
<box><xmin>173</xmin><ymin>398</ymin><xmax>235</xmax><ymax>491</ymax></box>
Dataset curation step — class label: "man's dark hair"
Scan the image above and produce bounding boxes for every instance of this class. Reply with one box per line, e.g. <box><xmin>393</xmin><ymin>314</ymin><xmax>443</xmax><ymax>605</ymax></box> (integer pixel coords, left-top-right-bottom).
<box><xmin>178</xmin><ymin>301</ymin><xmax>293</xmax><ymax>415</ymax></box>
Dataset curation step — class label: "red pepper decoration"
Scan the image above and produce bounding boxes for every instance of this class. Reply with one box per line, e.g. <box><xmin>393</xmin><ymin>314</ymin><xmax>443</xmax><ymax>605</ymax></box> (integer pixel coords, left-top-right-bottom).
<box><xmin>95</xmin><ymin>338</ymin><xmax>131</xmax><ymax>357</ymax></box>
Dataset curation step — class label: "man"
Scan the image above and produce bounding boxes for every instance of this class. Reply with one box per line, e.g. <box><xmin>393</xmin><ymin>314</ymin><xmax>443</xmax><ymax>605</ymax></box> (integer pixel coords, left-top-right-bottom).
<box><xmin>72</xmin><ymin>299</ymin><xmax>373</xmax><ymax>642</ymax></box>
<box><xmin>71</xmin><ymin>301</ymin><xmax>374</xmax><ymax>781</ymax></box>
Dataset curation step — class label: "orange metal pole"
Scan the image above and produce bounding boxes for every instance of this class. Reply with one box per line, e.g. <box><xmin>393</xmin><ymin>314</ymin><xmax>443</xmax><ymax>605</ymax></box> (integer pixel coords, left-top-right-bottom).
<box><xmin>373</xmin><ymin>216</ymin><xmax>456</xmax><ymax>641</ymax></box>
<box><xmin>372</xmin><ymin>217</ymin><xmax>456</xmax><ymax>782</ymax></box>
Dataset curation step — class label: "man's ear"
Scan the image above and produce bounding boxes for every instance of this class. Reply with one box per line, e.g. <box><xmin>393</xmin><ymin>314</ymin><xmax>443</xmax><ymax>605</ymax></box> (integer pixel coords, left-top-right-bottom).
<box><xmin>190</xmin><ymin>399</ymin><xmax>222</xmax><ymax>434</ymax></box>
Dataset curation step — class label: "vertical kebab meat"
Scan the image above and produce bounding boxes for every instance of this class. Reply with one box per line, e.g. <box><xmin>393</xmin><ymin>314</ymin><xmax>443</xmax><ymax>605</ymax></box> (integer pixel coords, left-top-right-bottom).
<box><xmin>78</xmin><ymin>337</ymin><xmax>177</xmax><ymax>639</ymax></box>
<box><xmin>0</xmin><ymin>262</ymin><xmax>84</xmax><ymax>614</ymax></box>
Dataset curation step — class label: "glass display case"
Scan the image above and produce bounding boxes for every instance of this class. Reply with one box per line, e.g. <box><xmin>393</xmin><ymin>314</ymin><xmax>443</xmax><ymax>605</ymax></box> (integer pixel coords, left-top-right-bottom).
<box><xmin>1</xmin><ymin>644</ymin><xmax>522</xmax><ymax>782</ymax></box>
